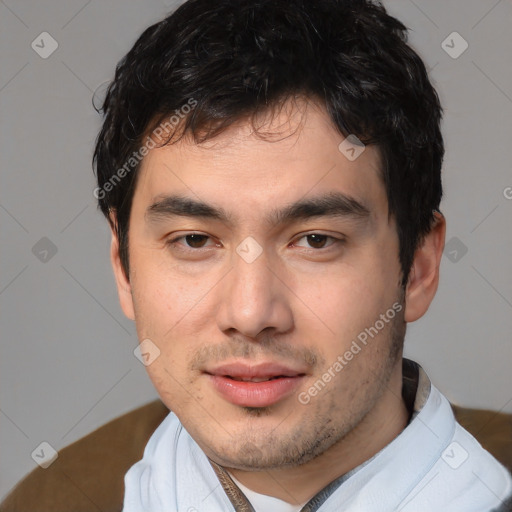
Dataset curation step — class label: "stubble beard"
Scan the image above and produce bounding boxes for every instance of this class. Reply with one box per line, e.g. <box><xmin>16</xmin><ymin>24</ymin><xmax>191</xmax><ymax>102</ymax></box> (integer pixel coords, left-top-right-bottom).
<box><xmin>209</xmin><ymin>302</ymin><xmax>407</xmax><ymax>471</ymax></box>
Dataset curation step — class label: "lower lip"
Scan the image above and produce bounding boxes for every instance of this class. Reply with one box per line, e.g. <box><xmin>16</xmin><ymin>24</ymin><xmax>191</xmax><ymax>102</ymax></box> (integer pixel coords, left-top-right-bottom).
<box><xmin>208</xmin><ymin>375</ymin><xmax>304</xmax><ymax>407</ymax></box>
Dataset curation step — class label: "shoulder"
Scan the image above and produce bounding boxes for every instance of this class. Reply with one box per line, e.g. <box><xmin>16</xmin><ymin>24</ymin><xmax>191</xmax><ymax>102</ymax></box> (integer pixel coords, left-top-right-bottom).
<box><xmin>402</xmin><ymin>402</ymin><xmax>512</xmax><ymax>511</ymax></box>
<box><xmin>0</xmin><ymin>400</ymin><xmax>169</xmax><ymax>512</ymax></box>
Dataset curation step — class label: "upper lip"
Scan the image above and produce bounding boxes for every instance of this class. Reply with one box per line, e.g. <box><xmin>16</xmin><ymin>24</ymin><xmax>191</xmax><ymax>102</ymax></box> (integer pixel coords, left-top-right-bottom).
<box><xmin>205</xmin><ymin>361</ymin><xmax>307</xmax><ymax>379</ymax></box>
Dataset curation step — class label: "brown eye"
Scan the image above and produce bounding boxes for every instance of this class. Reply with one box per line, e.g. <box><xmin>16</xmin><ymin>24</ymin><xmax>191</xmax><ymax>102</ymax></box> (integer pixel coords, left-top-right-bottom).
<box><xmin>293</xmin><ymin>233</ymin><xmax>341</xmax><ymax>251</ymax></box>
<box><xmin>306</xmin><ymin>234</ymin><xmax>329</xmax><ymax>249</ymax></box>
<box><xmin>184</xmin><ymin>234</ymin><xmax>210</xmax><ymax>248</ymax></box>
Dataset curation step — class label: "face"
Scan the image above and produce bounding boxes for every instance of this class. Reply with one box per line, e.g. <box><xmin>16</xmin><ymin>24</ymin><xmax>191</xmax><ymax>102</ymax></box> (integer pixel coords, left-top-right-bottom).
<box><xmin>114</xmin><ymin>100</ymin><xmax>407</xmax><ymax>470</ymax></box>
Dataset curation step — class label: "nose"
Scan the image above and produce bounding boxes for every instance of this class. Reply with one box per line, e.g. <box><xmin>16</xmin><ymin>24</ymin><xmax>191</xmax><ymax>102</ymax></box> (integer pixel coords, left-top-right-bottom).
<box><xmin>215</xmin><ymin>247</ymin><xmax>294</xmax><ymax>340</ymax></box>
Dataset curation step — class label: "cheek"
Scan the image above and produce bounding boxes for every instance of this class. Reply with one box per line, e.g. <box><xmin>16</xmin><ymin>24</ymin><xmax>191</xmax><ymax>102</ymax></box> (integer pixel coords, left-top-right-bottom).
<box><xmin>130</xmin><ymin>255</ymin><xmax>208</xmax><ymax>333</ymax></box>
<box><xmin>129</xmin><ymin>266</ymin><xmax>205</xmax><ymax>409</ymax></box>
<box><xmin>318</xmin><ymin>282</ymin><xmax>377</xmax><ymax>345</ymax></box>
<box><xmin>128</xmin><ymin>259</ymin><xmax>222</xmax><ymax>394</ymax></box>
<box><xmin>294</xmin><ymin>262</ymin><xmax>399</xmax><ymax>357</ymax></box>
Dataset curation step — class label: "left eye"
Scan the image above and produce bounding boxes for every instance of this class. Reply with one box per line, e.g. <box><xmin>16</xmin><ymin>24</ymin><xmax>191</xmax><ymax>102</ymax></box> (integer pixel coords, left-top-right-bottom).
<box><xmin>294</xmin><ymin>234</ymin><xmax>338</xmax><ymax>249</ymax></box>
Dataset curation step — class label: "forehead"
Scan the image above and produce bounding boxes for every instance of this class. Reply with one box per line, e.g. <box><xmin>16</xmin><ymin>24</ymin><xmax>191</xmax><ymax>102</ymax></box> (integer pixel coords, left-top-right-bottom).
<box><xmin>134</xmin><ymin>100</ymin><xmax>387</xmax><ymax>222</ymax></box>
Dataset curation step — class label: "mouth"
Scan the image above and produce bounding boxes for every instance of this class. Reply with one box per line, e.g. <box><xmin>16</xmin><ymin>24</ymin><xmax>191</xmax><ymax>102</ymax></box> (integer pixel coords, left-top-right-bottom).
<box><xmin>223</xmin><ymin>375</ymin><xmax>289</xmax><ymax>382</ymax></box>
<box><xmin>205</xmin><ymin>362</ymin><xmax>307</xmax><ymax>408</ymax></box>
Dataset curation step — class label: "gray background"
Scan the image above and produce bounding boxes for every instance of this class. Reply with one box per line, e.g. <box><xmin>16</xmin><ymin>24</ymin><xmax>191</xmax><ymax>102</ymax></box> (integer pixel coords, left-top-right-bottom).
<box><xmin>1</xmin><ymin>0</ymin><xmax>511</xmax><ymax>500</ymax></box>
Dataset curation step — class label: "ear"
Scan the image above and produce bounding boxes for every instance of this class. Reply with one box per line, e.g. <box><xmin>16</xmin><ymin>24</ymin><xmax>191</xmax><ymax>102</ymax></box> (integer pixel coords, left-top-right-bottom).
<box><xmin>109</xmin><ymin>214</ymin><xmax>135</xmax><ymax>321</ymax></box>
<box><xmin>404</xmin><ymin>211</ymin><xmax>446</xmax><ymax>322</ymax></box>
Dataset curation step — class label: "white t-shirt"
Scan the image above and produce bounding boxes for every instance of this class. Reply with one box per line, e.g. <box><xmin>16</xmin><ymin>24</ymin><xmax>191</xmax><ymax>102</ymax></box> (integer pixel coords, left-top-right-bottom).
<box><xmin>228</xmin><ymin>472</ymin><xmax>306</xmax><ymax>512</ymax></box>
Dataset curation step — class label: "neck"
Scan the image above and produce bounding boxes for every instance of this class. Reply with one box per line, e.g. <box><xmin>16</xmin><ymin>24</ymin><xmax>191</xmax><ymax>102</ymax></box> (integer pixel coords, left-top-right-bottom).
<box><xmin>227</xmin><ymin>362</ymin><xmax>409</xmax><ymax>505</ymax></box>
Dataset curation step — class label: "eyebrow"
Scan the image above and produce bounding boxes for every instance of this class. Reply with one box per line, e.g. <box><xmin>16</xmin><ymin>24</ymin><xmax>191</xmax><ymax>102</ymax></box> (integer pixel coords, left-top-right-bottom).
<box><xmin>271</xmin><ymin>192</ymin><xmax>370</xmax><ymax>225</ymax></box>
<box><xmin>146</xmin><ymin>192</ymin><xmax>371</xmax><ymax>227</ymax></box>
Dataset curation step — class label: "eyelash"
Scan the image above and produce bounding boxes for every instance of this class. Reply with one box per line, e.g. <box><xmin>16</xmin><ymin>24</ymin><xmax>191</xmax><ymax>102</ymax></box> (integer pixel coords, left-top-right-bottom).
<box><xmin>165</xmin><ymin>232</ymin><xmax>344</xmax><ymax>253</ymax></box>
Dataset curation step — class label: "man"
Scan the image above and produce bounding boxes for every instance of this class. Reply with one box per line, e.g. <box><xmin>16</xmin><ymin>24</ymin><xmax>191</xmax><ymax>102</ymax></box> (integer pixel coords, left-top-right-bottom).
<box><xmin>92</xmin><ymin>0</ymin><xmax>512</xmax><ymax>510</ymax></box>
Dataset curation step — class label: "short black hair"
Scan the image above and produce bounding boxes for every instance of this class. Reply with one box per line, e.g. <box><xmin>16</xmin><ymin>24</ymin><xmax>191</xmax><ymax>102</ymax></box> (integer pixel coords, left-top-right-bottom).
<box><xmin>93</xmin><ymin>0</ymin><xmax>443</xmax><ymax>286</ymax></box>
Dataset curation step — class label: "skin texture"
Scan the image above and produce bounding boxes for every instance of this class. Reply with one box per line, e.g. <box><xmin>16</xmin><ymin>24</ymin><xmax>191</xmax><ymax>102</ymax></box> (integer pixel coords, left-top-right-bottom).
<box><xmin>110</xmin><ymin>99</ymin><xmax>446</xmax><ymax>504</ymax></box>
